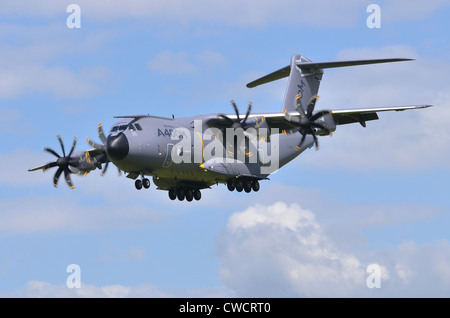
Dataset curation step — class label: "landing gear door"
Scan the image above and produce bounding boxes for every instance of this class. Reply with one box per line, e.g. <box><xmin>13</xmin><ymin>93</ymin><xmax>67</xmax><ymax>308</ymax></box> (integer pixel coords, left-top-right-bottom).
<box><xmin>162</xmin><ymin>143</ymin><xmax>174</xmax><ymax>168</ymax></box>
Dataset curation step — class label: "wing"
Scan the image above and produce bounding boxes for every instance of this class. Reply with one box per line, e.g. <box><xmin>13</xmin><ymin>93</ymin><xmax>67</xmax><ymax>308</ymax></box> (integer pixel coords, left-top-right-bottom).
<box><xmin>206</xmin><ymin>105</ymin><xmax>431</xmax><ymax>132</ymax></box>
<box><xmin>330</xmin><ymin>105</ymin><xmax>432</xmax><ymax>127</ymax></box>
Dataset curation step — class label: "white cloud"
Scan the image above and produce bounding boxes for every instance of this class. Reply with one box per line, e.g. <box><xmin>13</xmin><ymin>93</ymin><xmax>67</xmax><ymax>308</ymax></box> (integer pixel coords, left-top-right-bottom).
<box><xmin>216</xmin><ymin>201</ymin><xmax>450</xmax><ymax>297</ymax></box>
<box><xmin>219</xmin><ymin>201</ymin><xmax>365</xmax><ymax>297</ymax></box>
<box><xmin>5</xmin><ymin>280</ymin><xmax>234</xmax><ymax>298</ymax></box>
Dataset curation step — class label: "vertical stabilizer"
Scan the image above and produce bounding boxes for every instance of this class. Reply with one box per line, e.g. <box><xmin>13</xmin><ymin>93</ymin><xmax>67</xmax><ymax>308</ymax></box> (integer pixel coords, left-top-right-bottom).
<box><xmin>281</xmin><ymin>54</ymin><xmax>323</xmax><ymax>114</ymax></box>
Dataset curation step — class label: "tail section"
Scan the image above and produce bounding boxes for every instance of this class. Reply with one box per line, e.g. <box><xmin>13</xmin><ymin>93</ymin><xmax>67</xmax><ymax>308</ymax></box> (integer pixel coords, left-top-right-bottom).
<box><xmin>282</xmin><ymin>54</ymin><xmax>323</xmax><ymax>114</ymax></box>
<box><xmin>246</xmin><ymin>54</ymin><xmax>414</xmax><ymax>113</ymax></box>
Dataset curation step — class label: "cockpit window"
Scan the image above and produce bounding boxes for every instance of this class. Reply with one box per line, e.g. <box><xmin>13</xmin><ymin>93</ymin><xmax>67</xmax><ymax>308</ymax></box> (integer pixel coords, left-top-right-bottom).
<box><xmin>129</xmin><ymin>124</ymin><xmax>136</xmax><ymax>131</ymax></box>
<box><xmin>111</xmin><ymin>126</ymin><xmax>119</xmax><ymax>132</ymax></box>
<box><xmin>119</xmin><ymin>125</ymin><xmax>128</xmax><ymax>131</ymax></box>
<box><xmin>134</xmin><ymin>123</ymin><xmax>143</xmax><ymax>131</ymax></box>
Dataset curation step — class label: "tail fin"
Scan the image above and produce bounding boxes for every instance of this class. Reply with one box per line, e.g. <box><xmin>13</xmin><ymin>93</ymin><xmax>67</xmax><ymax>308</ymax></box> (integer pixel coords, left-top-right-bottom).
<box><xmin>246</xmin><ymin>54</ymin><xmax>414</xmax><ymax>113</ymax></box>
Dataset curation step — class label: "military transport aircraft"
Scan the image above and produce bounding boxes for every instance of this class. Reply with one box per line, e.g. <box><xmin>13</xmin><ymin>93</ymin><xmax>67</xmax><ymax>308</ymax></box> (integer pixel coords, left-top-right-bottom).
<box><xmin>29</xmin><ymin>54</ymin><xmax>431</xmax><ymax>202</ymax></box>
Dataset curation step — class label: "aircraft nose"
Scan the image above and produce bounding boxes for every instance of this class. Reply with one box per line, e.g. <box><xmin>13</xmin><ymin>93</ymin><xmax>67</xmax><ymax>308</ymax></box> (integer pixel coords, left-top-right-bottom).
<box><xmin>106</xmin><ymin>132</ymin><xmax>129</xmax><ymax>161</ymax></box>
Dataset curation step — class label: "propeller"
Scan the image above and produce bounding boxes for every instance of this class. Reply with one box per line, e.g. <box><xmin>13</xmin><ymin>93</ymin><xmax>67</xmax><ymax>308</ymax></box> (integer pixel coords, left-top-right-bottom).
<box><xmin>285</xmin><ymin>94</ymin><xmax>331</xmax><ymax>150</ymax></box>
<box><xmin>28</xmin><ymin>135</ymin><xmax>79</xmax><ymax>189</ymax></box>
<box><xmin>219</xmin><ymin>100</ymin><xmax>253</xmax><ymax>130</ymax></box>
<box><xmin>86</xmin><ymin>123</ymin><xmax>121</xmax><ymax>176</ymax></box>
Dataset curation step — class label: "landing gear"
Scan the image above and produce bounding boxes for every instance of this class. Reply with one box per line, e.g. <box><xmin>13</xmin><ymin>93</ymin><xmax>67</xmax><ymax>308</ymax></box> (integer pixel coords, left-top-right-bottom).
<box><xmin>135</xmin><ymin>177</ymin><xmax>150</xmax><ymax>190</ymax></box>
<box><xmin>227</xmin><ymin>178</ymin><xmax>260</xmax><ymax>193</ymax></box>
<box><xmin>193</xmin><ymin>189</ymin><xmax>201</xmax><ymax>201</ymax></box>
<box><xmin>142</xmin><ymin>178</ymin><xmax>150</xmax><ymax>189</ymax></box>
<box><xmin>227</xmin><ymin>179</ymin><xmax>235</xmax><ymax>191</ymax></box>
<box><xmin>176</xmin><ymin>188</ymin><xmax>185</xmax><ymax>201</ymax></box>
<box><xmin>168</xmin><ymin>188</ymin><xmax>177</xmax><ymax>200</ymax></box>
<box><xmin>244</xmin><ymin>180</ymin><xmax>252</xmax><ymax>193</ymax></box>
<box><xmin>135</xmin><ymin>179</ymin><xmax>142</xmax><ymax>190</ymax></box>
<box><xmin>169</xmin><ymin>187</ymin><xmax>202</xmax><ymax>202</ymax></box>
<box><xmin>252</xmin><ymin>180</ymin><xmax>260</xmax><ymax>192</ymax></box>
<box><xmin>185</xmin><ymin>189</ymin><xmax>194</xmax><ymax>202</ymax></box>
<box><xmin>235</xmin><ymin>179</ymin><xmax>244</xmax><ymax>192</ymax></box>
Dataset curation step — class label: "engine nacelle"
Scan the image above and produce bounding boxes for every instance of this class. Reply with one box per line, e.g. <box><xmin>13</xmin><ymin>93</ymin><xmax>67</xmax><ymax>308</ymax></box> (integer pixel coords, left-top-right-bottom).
<box><xmin>315</xmin><ymin>112</ymin><xmax>336</xmax><ymax>136</ymax></box>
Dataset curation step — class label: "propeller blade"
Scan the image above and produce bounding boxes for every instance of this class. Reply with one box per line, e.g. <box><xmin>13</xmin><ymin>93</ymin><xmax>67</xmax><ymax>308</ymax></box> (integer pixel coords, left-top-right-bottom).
<box><xmin>42</xmin><ymin>162</ymin><xmax>58</xmax><ymax>171</ymax></box>
<box><xmin>28</xmin><ymin>162</ymin><xmax>58</xmax><ymax>172</ymax></box>
<box><xmin>242</xmin><ymin>101</ymin><xmax>252</xmax><ymax>126</ymax></box>
<box><xmin>97</xmin><ymin>123</ymin><xmax>107</xmax><ymax>145</ymax></box>
<box><xmin>218</xmin><ymin>114</ymin><xmax>236</xmax><ymax>126</ymax></box>
<box><xmin>306</xmin><ymin>95</ymin><xmax>319</xmax><ymax>117</ymax></box>
<box><xmin>298</xmin><ymin>133</ymin><xmax>307</xmax><ymax>149</ymax></box>
<box><xmin>312</xmin><ymin>131</ymin><xmax>319</xmax><ymax>150</ymax></box>
<box><xmin>44</xmin><ymin>147</ymin><xmax>61</xmax><ymax>159</ymax></box>
<box><xmin>101</xmin><ymin>160</ymin><xmax>109</xmax><ymax>176</ymax></box>
<box><xmin>53</xmin><ymin>167</ymin><xmax>63</xmax><ymax>188</ymax></box>
<box><xmin>67</xmin><ymin>137</ymin><xmax>77</xmax><ymax>158</ymax></box>
<box><xmin>86</xmin><ymin>137</ymin><xmax>104</xmax><ymax>150</ymax></box>
<box><xmin>64</xmin><ymin>167</ymin><xmax>75</xmax><ymax>189</ymax></box>
<box><xmin>57</xmin><ymin>135</ymin><xmax>66</xmax><ymax>157</ymax></box>
<box><xmin>230</xmin><ymin>100</ymin><xmax>241</xmax><ymax>122</ymax></box>
<box><xmin>295</xmin><ymin>94</ymin><xmax>306</xmax><ymax>116</ymax></box>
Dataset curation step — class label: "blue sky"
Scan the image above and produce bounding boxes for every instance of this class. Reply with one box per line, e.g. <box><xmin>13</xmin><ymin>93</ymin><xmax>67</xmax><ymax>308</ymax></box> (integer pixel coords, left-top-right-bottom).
<box><xmin>1</xmin><ymin>0</ymin><xmax>450</xmax><ymax>297</ymax></box>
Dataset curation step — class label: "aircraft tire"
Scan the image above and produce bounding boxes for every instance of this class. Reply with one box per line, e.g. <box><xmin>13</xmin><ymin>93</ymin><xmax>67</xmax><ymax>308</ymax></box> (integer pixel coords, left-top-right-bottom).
<box><xmin>252</xmin><ymin>180</ymin><xmax>260</xmax><ymax>192</ymax></box>
<box><xmin>235</xmin><ymin>179</ymin><xmax>244</xmax><ymax>192</ymax></box>
<box><xmin>177</xmin><ymin>188</ymin><xmax>185</xmax><ymax>201</ymax></box>
<box><xmin>227</xmin><ymin>179</ymin><xmax>235</xmax><ymax>191</ymax></box>
<box><xmin>186</xmin><ymin>190</ymin><xmax>194</xmax><ymax>202</ymax></box>
<box><xmin>143</xmin><ymin>178</ymin><xmax>150</xmax><ymax>189</ymax></box>
<box><xmin>135</xmin><ymin>179</ymin><xmax>142</xmax><ymax>190</ymax></box>
<box><xmin>244</xmin><ymin>180</ymin><xmax>252</xmax><ymax>193</ymax></box>
<box><xmin>168</xmin><ymin>189</ymin><xmax>177</xmax><ymax>200</ymax></box>
<box><xmin>193</xmin><ymin>189</ymin><xmax>201</xmax><ymax>201</ymax></box>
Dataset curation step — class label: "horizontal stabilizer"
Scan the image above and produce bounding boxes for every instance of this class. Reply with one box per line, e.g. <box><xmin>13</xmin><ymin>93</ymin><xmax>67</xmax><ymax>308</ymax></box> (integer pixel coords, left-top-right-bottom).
<box><xmin>246</xmin><ymin>58</ymin><xmax>414</xmax><ymax>88</ymax></box>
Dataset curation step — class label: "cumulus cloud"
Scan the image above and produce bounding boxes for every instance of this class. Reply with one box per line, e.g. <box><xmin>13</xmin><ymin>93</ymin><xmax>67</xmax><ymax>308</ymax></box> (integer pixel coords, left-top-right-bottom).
<box><xmin>218</xmin><ymin>202</ymin><xmax>365</xmax><ymax>297</ymax></box>
<box><xmin>216</xmin><ymin>201</ymin><xmax>450</xmax><ymax>297</ymax></box>
<box><xmin>4</xmin><ymin>280</ymin><xmax>235</xmax><ymax>298</ymax></box>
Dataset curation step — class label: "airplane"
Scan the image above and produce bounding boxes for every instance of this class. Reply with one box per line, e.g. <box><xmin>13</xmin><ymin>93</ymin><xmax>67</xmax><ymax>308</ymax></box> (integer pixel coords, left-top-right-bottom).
<box><xmin>28</xmin><ymin>54</ymin><xmax>431</xmax><ymax>202</ymax></box>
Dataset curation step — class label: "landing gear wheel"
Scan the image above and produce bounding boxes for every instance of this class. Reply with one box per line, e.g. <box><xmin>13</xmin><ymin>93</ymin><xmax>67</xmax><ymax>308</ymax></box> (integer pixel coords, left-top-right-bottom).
<box><xmin>142</xmin><ymin>178</ymin><xmax>150</xmax><ymax>189</ymax></box>
<box><xmin>135</xmin><ymin>179</ymin><xmax>142</xmax><ymax>190</ymax></box>
<box><xmin>168</xmin><ymin>189</ymin><xmax>177</xmax><ymax>200</ymax></box>
<box><xmin>235</xmin><ymin>179</ymin><xmax>244</xmax><ymax>192</ymax></box>
<box><xmin>244</xmin><ymin>180</ymin><xmax>252</xmax><ymax>193</ymax></box>
<box><xmin>193</xmin><ymin>189</ymin><xmax>201</xmax><ymax>201</ymax></box>
<box><xmin>252</xmin><ymin>180</ymin><xmax>260</xmax><ymax>192</ymax></box>
<box><xmin>227</xmin><ymin>179</ymin><xmax>235</xmax><ymax>191</ymax></box>
<box><xmin>186</xmin><ymin>190</ymin><xmax>194</xmax><ymax>202</ymax></box>
<box><xmin>177</xmin><ymin>188</ymin><xmax>185</xmax><ymax>201</ymax></box>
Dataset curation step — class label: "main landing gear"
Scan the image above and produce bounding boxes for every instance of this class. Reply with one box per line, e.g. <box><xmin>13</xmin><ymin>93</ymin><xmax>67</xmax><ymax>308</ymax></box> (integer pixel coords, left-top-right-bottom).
<box><xmin>227</xmin><ymin>178</ymin><xmax>260</xmax><ymax>193</ymax></box>
<box><xmin>168</xmin><ymin>188</ymin><xmax>202</xmax><ymax>202</ymax></box>
<box><xmin>135</xmin><ymin>178</ymin><xmax>150</xmax><ymax>190</ymax></box>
